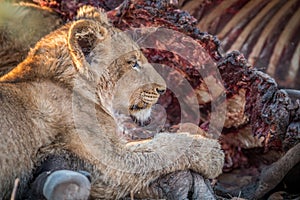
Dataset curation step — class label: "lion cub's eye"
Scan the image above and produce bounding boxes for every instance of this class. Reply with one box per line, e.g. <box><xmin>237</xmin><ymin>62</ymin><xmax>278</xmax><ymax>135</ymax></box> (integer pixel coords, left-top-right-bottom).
<box><xmin>132</xmin><ymin>61</ymin><xmax>140</xmax><ymax>69</ymax></box>
<box><xmin>129</xmin><ymin>60</ymin><xmax>141</xmax><ymax>70</ymax></box>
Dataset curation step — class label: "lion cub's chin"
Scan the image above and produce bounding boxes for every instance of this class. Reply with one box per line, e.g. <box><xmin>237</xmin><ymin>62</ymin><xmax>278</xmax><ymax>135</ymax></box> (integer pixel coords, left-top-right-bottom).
<box><xmin>130</xmin><ymin>108</ymin><xmax>152</xmax><ymax>126</ymax></box>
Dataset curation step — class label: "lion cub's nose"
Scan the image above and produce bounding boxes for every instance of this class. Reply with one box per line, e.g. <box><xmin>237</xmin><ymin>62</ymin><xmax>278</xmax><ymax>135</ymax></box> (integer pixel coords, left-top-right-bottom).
<box><xmin>156</xmin><ymin>87</ymin><xmax>166</xmax><ymax>95</ymax></box>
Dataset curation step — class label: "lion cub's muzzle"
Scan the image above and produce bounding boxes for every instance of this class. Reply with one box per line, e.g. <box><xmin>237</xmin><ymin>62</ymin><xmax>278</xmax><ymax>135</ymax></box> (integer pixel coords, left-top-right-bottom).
<box><xmin>129</xmin><ymin>84</ymin><xmax>166</xmax><ymax>123</ymax></box>
<box><xmin>130</xmin><ymin>85</ymin><xmax>166</xmax><ymax>110</ymax></box>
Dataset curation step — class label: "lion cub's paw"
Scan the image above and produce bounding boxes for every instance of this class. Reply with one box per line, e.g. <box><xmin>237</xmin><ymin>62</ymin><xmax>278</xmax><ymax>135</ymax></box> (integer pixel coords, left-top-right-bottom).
<box><xmin>126</xmin><ymin>132</ymin><xmax>224</xmax><ymax>179</ymax></box>
<box><xmin>186</xmin><ymin>134</ymin><xmax>224</xmax><ymax>179</ymax></box>
<box><xmin>171</xmin><ymin>131</ymin><xmax>224</xmax><ymax>178</ymax></box>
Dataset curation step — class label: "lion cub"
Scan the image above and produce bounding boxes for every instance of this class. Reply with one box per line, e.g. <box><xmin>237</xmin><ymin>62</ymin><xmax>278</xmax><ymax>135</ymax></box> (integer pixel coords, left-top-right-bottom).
<box><xmin>0</xmin><ymin>6</ymin><xmax>224</xmax><ymax>199</ymax></box>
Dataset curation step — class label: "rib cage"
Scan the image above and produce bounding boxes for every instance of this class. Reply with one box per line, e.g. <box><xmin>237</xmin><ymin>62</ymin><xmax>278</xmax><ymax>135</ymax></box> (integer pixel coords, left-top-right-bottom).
<box><xmin>179</xmin><ymin>0</ymin><xmax>300</xmax><ymax>89</ymax></box>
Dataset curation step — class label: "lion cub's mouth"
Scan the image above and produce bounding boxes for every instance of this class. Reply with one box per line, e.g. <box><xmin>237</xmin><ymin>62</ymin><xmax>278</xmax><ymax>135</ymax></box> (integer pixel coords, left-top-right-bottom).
<box><xmin>129</xmin><ymin>88</ymin><xmax>165</xmax><ymax>126</ymax></box>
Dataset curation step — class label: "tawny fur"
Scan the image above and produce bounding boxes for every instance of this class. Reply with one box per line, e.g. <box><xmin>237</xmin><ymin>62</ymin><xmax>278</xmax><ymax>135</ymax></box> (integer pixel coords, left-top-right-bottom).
<box><xmin>0</xmin><ymin>2</ymin><xmax>63</xmax><ymax>76</ymax></box>
<box><xmin>0</xmin><ymin>6</ymin><xmax>224</xmax><ymax>199</ymax></box>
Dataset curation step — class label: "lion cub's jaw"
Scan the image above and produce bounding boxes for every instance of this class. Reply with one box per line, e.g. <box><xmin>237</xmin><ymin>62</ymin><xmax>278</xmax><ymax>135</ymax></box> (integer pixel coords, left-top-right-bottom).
<box><xmin>130</xmin><ymin>108</ymin><xmax>152</xmax><ymax>125</ymax></box>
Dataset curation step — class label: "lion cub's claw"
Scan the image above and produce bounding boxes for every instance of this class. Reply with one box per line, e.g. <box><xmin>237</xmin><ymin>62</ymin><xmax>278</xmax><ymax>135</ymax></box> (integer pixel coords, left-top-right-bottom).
<box><xmin>43</xmin><ymin>170</ymin><xmax>91</xmax><ymax>200</ymax></box>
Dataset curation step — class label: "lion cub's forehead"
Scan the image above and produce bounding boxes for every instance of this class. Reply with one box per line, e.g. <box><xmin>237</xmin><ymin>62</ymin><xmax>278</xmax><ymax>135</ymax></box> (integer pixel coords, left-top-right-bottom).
<box><xmin>112</xmin><ymin>31</ymin><xmax>139</xmax><ymax>53</ymax></box>
<box><xmin>99</xmin><ymin>29</ymin><xmax>141</xmax><ymax>62</ymax></box>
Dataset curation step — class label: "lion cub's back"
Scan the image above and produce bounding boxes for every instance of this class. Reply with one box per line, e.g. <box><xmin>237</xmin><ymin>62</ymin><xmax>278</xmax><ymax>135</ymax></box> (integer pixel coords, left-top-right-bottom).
<box><xmin>0</xmin><ymin>2</ymin><xmax>63</xmax><ymax>76</ymax></box>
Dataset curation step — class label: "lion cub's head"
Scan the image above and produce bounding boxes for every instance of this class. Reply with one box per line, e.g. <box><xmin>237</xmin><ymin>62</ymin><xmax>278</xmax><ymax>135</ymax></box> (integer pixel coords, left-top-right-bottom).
<box><xmin>0</xmin><ymin>6</ymin><xmax>166</xmax><ymax>124</ymax></box>
<box><xmin>69</xmin><ymin>6</ymin><xmax>166</xmax><ymax>123</ymax></box>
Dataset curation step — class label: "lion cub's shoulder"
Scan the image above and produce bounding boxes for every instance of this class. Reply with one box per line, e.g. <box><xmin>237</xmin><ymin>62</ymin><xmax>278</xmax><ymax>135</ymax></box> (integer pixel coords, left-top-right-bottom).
<box><xmin>0</xmin><ymin>2</ymin><xmax>63</xmax><ymax>76</ymax></box>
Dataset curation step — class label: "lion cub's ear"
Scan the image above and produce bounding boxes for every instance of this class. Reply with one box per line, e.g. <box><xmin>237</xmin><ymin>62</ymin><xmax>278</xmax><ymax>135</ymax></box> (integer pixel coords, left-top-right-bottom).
<box><xmin>68</xmin><ymin>19</ymin><xmax>107</xmax><ymax>75</ymax></box>
<box><xmin>76</xmin><ymin>5</ymin><xmax>109</xmax><ymax>26</ymax></box>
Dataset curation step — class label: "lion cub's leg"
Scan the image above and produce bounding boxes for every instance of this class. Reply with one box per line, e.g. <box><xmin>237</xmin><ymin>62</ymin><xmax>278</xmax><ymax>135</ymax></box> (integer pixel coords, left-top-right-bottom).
<box><xmin>123</xmin><ymin>123</ymin><xmax>221</xmax><ymax>199</ymax></box>
<box><xmin>126</xmin><ymin>132</ymin><xmax>224</xmax><ymax>179</ymax></box>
